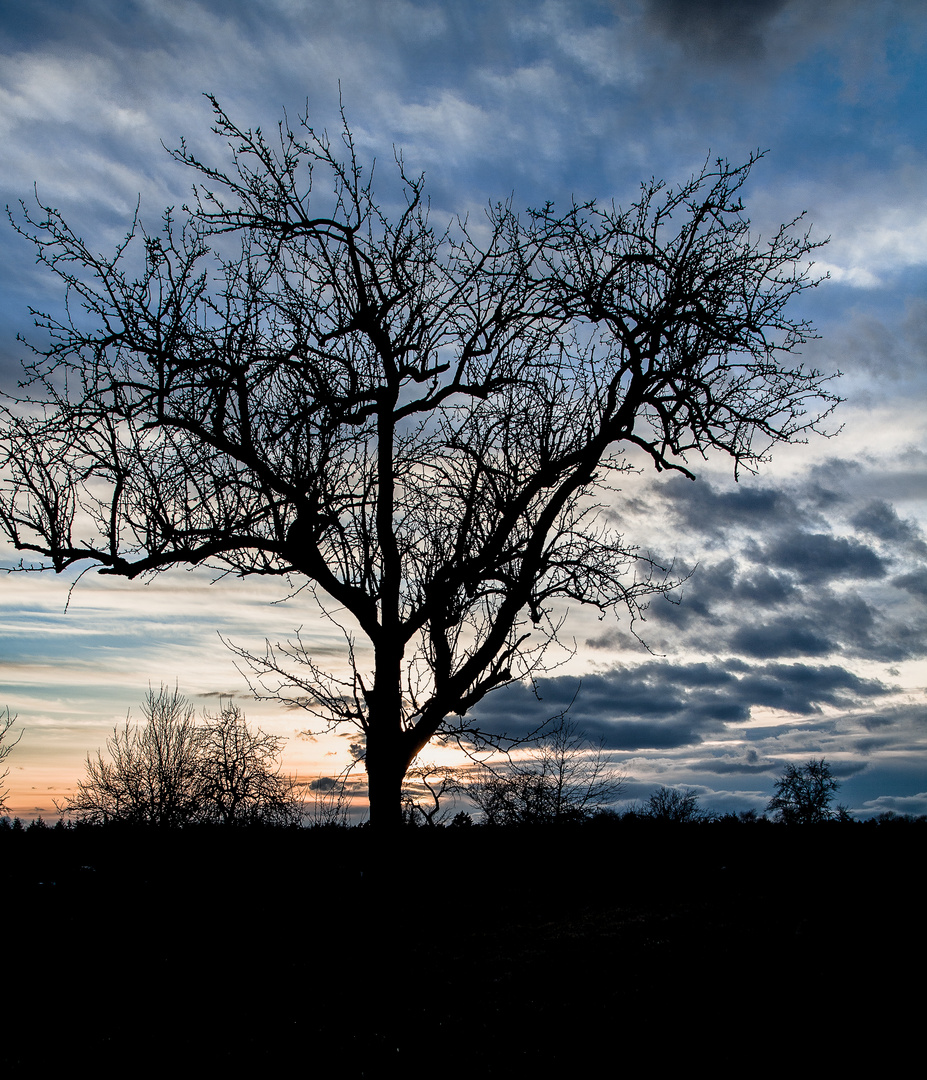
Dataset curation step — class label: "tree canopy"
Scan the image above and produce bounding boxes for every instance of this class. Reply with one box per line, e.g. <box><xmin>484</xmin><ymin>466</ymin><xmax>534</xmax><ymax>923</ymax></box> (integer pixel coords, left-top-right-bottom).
<box><xmin>1</xmin><ymin>98</ymin><xmax>838</xmax><ymax>824</ymax></box>
<box><xmin>767</xmin><ymin>758</ymin><xmax>841</xmax><ymax>824</ymax></box>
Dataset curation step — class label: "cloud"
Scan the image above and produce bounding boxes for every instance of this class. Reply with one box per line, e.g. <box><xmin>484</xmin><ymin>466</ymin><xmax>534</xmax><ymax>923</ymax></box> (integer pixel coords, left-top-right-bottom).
<box><xmin>893</xmin><ymin>569</ymin><xmax>927</xmax><ymax>601</ymax></box>
<box><xmin>851</xmin><ymin>498</ymin><xmax>923</xmax><ymax>544</ymax></box>
<box><xmin>849</xmin><ymin>499</ymin><xmax>927</xmax><ymax>567</ymax></box>
<box><xmin>730</xmin><ymin>617</ymin><xmax>833</xmax><ymax>660</ymax></box>
<box><xmin>696</xmin><ymin>754</ymin><xmax>778</xmax><ymax>777</ymax></box>
<box><xmin>860</xmin><ymin>793</ymin><xmax>927</xmax><ymax>818</ymax></box>
<box><xmin>655</xmin><ymin>475</ymin><xmax>799</xmax><ymax>538</ymax></box>
<box><xmin>626</xmin><ymin>460</ymin><xmax>927</xmax><ymax>662</ymax></box>
<box><xmin>749</xmin><ymin>531</ymin><xmax>888</xmax><ymax>582</ymax></box>
<box><xmin>732</xmin><ymin>568</ymin><xmax>799</xmax><ymax>607</ymax></box>
<box><xmin>808</xmin><ymin>300</ymin><xmax>927</xmax><ymax>399</ymax></box>
<box><xmin>466</xmin><ymin>659</ymin><xmax>892</xmax><ymax>751</ymax></box>
<box><xmin>643</xmin><ymin>0</ymin><xmax>788</xmax><ymax>61</ymax></box>
<box><xmin>762</xmin><ymin>156</ymin><xmax>927</xmax><ymax>293</ymax></box>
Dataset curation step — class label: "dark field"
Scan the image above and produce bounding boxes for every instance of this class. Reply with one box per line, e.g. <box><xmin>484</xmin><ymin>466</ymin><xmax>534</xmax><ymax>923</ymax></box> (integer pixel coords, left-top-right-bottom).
<box><xmin>5</xmin><ymin>820</ymin><xmax>923</xmax><ymax>1074</ymax></box>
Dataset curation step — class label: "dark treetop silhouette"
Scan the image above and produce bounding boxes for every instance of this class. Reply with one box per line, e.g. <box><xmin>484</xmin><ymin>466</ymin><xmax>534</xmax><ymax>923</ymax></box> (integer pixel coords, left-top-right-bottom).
<box><xmin>0</xmin><ymin>98</ymin><xmax>837</xmax><ymax>826</ymax></box>
<box><xmin>767</xmin><ymin>758</ymin><xmax>841</xmax><ymax>824</ymax></box>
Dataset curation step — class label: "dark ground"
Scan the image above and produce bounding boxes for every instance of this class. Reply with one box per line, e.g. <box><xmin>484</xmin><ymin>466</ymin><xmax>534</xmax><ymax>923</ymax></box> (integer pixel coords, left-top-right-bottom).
<box><xmin>4</xmin><ymin>819</ymin><xmax>923</xmax><ymax>1075</ymax></box>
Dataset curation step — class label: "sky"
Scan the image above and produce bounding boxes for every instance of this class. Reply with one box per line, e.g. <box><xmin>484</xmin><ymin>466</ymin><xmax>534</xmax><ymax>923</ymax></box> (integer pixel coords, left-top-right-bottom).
<box><xmin>1</xmin><ymin>0</ymin><xmax>926</xmax><ymax>820</ymax></box>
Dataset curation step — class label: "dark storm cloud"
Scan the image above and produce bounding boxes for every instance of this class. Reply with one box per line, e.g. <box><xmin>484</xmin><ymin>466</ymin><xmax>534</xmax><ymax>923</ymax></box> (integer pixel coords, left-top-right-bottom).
<box><xmin>861</xmin><ymin>793</ymin><xmax>927</xmax><ymax>818</ymax></box>
<box><xmin>732</xmin><ymin>568</ymin><xmax>798</xmax><ymax>606</ymax></box>
<box><xmin>697</xmin><ymin>756</ymin><xmax>778</xmax><ymax>777</ymax></box>
<box><xmin>637</xmin><ymin>0</ymin><xmax>927</xmax><ymax>112</ymax></box>
<box><xmin>656</xmin><ymin>474</ymin><xmax>799</xmax><ymax>538</ymax></box>
<box><xmin>466</xmin><ymin>660</ymin><xmax>891</xmax><ymax>751</ymax></box>
<box><xmin>893</xmin><ymin>569</ymin><xmax>927</xmax><ymax>601</ymax></box>
<box><xmin>851</xmin><ymin>499</ymin><xmax>927</xmax><ymax>555</ymax></box>
<box><xmin>644</xmin><ymin>0</ymin><xmax>788</xmax><ymax>60</ymax></box>
<box><xmin>639</xmin><ymin>574</ymin><xmax>723</xmax><ymax>631</ymax></box>
<box><xmin>731</xmin><ymin>588</ymin><xmax>891</xmax><ymax>661</ymax></box>
<box><xmin>696</xmin><ymin>574</ymin><xmax>923</xmax><ymax>662</ymax></box>
<box><xmin>801</xmin><ymin>459</ymin><xmax>860</xmax><ymax>512</ymax></box>
<box><xmin>730</xmin><ymin>616</ymin><xmax>833</xmax><ymax>659</ymax></box>
<box><xmin>856</xmin><ymin>704</ymin><xmax>927</xmax><ymax>738</ymax></box>
<box><xmin>629</xmin><ymin>450</ymin><xmax>927</xmax><ymax>665</ymax></box>
<box><xmin>729</xmin><ymin>660</ymin><xmax>889</xmax><ymax>712</ymax></box>
<box><xmin>656</xmin><ymin>560</ymin><xmax>797</xmax><ymax>620</ymax></box>
<box><xmin>804</xmin><ymin>453</ymin><xmax>927</xmax><ymax>511</ymax></box>
<box><xmin>654</xmin><ymin>555</ymin><xmax>924</xmax><ymax>662</ymax></box>
<box><xmin>749</xmin><ymin>531</ymin><xmax>888</xmax><ymax>582</ymax></box>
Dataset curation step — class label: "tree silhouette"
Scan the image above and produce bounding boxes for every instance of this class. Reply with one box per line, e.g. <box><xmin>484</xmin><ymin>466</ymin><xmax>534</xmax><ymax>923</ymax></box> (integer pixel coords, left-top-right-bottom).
<box><xmin>767</xmin><ymin>758</ymin><xmax>840</xmax><ymax>824</ymax></box>
<box><xmin>64</xmin><ymin>686</ymin><xmax>204</xmax><ymax>826</ymax></box>
<box><xmin>1</xmin><ymin>97</ymin><xmax>837</xmax><ymax>825</ymax></box>
<box><xmin>61</xmin><ymin>686</ymin><xmax>299</xmax><ymax>825</ymax></box>
<box><xmin>197</xmin><ymin>702</ymin><xmax>300</xmax><ymax>825</ymax></box>
<box><xmin>644</xmin><ymin>785</ymin><xmax>704</xmax><ymax>823</ymax></box>
<box><xmin>466</xmin><ymin>718</ymin><xmax>623</xmax><ymax>824</ymax></box>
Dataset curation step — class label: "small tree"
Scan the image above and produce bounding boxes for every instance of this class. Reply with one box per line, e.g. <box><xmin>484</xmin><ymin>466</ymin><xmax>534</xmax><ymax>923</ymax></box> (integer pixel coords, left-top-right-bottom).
<box><xmin>1</xmin><ymin>97</ymin><xmax>838</xmax><ymax>826</ymax></box>
<box><xmin>467</xmin><ymin>718</ymin><xmax>623</xmax><ymax>824</ymax></box>
<box><xmin>644</xmin><ymin>786</ymin><xmax>704</xmax><ymax>823</ymax></box>
<box><xmin>767</xmin><ymin>758</ymin><xmax>840</xmax><ymax>824</ymax></box>
<box><xmin>64</xmin><ymin>686</ymin><xmax>204</xmax><ymax>826</ymax></box>
<box><xmin>0</xmin><ymin>708</ymin><xmax>21</xmax><ymax>813</ymax></box>
<box><xmin>62</xmin><ymin>686</ymin><xmax>299</xmax><ymax>825</ymax></box>
<box><xmin>198</xmin><ymin>702</ymin><xmax>301</xmax><ymax>825</ymax></box>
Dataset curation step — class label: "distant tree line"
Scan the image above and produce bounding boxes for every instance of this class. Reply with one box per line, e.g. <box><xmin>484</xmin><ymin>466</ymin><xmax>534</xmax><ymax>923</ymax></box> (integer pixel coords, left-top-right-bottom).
<box><xmin>408</xmin><ymin>754</ymin><xmax>861</xmax><ymax>828</ymax></box>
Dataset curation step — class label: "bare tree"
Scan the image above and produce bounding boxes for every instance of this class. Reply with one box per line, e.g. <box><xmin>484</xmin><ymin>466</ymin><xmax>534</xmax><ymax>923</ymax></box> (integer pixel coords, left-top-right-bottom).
<box><xmin>61</xmin><ymin>686</ymin><xmax>298</xmax><ymax>825</ymax></box>
<box><xmin>467</xmin><ymin>718</ymin><xmax>623</xmax><ymax>824</ymax></box>
<box><xmin>1</xmin><ymin>97</ymin><xmax>838</xmax><ymax>826</ymax></box>
<box><xmin>644</xmin><ymin>785</ymin><xmax>704</xmax><ymax>823</ymax></box>
<box><xmin>63</xmin><ymin>686</ymin><xmax>204</xmax><ymax>825</ymax></box>
<box><xmin>0</xmin><ymin>708</ymin><xmax>21</xmax><ymax>814</ymax></box>
<box><xmin>198</xmin><ymin>702</ymin><xmax>301</xmax><ymax>825</ymax></box>
<box><xmin>767</xmin><ymin>758</ymin><xmax>840</xmax><ymax>824</ymax></box>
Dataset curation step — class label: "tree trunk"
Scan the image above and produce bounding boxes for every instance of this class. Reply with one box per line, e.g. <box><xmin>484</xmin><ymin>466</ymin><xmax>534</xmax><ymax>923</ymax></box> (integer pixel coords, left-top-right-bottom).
<box><xmin>365</xmin><ymin>631</ymin><xmax>410</xmax><ymax>829</ymax></box>
<box><xmin>366</xmin><ymin>753</ymin><xmax>406</xmax><ymax>829</ymax></box>
<box><xmin>364</xmin><ymin>707</ymin><xmax>418</xmax><ymax>830</ymax></box>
